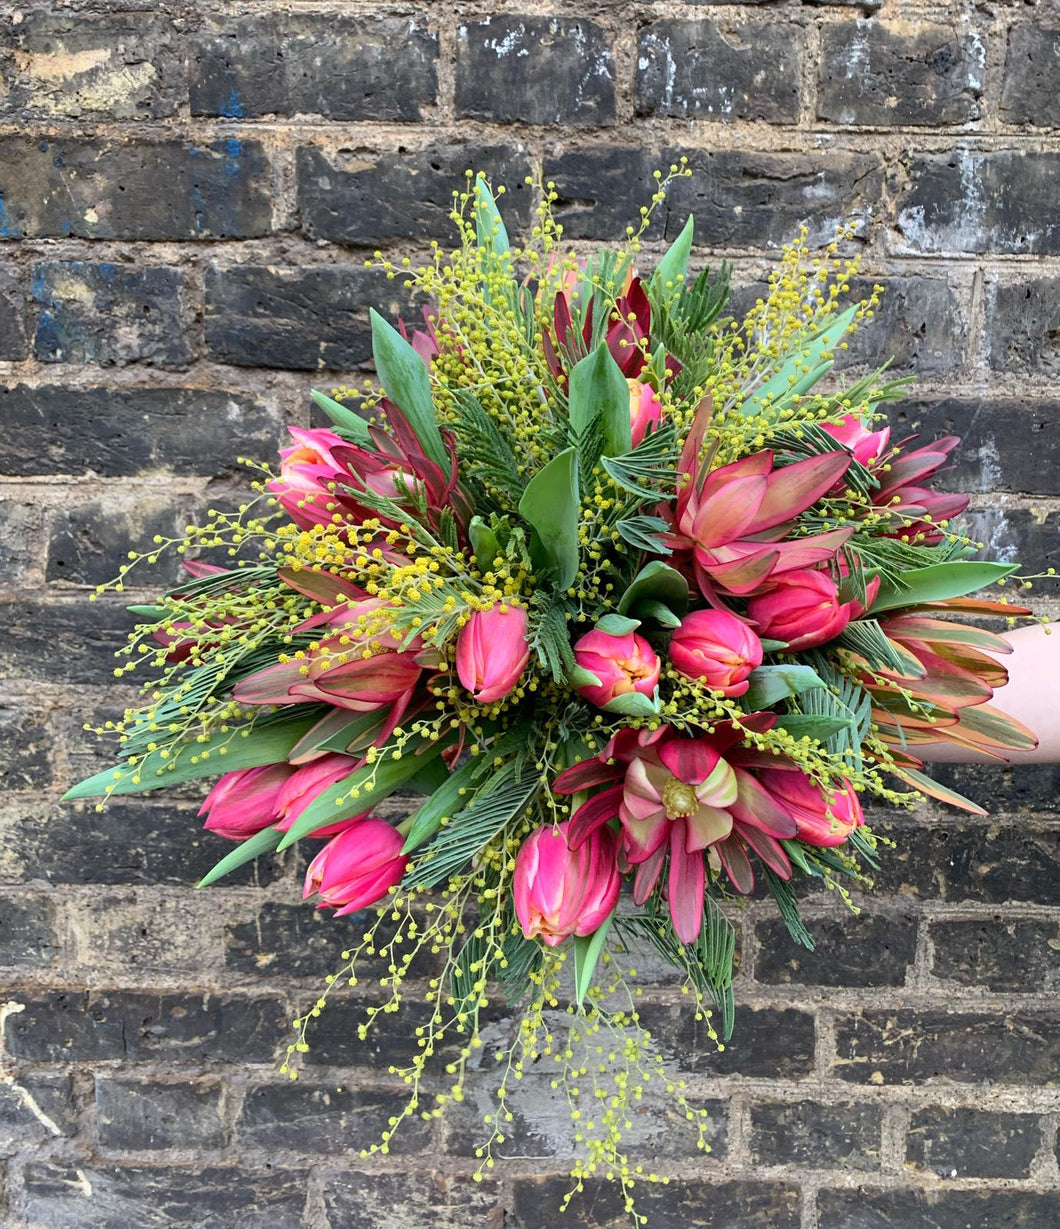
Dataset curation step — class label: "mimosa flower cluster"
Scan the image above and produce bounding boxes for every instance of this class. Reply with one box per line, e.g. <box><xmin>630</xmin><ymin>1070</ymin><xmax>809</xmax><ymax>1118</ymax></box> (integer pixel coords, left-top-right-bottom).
<box><xmin>69</xmin><ymin>171</ymin><xmax>1039</xmax><ymax>1220</ymax></box>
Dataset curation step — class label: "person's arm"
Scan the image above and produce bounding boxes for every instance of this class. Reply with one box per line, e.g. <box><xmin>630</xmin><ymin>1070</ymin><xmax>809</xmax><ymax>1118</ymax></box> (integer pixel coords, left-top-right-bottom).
<box><xmin>915</xmin><ymin>622</ymin><xmax>1060</xmax><ymax>764</ymax></box>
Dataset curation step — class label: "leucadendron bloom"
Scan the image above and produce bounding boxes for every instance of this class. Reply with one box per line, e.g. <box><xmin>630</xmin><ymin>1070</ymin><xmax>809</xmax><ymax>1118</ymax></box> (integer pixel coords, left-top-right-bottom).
<box><xmin>513</xmin><ymin>821</ymin><xmax>621</xmax><ymax>947</ymax></box>
<box><xmin>303</xmin><ymin>819</ymin><xmax>407</xmax><ymax>915</ymax></box>
<box><xmin>573</xmin><ymin>628</ymin><xmax>661</xmax><ymax>708</ymax></box>
<box><xmin>456</xmin><ymin>605</ymin><xmax>531</xmax><ymax>704</ymax></box>
<box><xmin>669</xmin><ymin>609</ymin><xmax>763</xmax><ymax>697</ymax></box>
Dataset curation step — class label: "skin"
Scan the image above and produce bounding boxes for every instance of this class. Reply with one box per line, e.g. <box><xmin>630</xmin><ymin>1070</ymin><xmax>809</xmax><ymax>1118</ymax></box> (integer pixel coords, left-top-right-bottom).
<box><xmin>915</xmin><ymin>623</ymin><xmax>1060</xmax><ymax>764</ymax></box>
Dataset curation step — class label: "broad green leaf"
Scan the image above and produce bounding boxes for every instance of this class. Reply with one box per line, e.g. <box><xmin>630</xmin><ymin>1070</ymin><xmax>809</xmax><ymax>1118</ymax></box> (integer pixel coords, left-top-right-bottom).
<box><xmin>198</xmin><ymin>825</ymin><xmax>284</xmax><ymax>889</ymax></box>
<box><xmin>62</xmin><ymin>714</ymin><xmax>320</xmax><ymax>800</ymax></box>
<box><xmin>310</xmin><ymin>389</ymin><xmax>371</xmax><ymax>443</ymax></box>
<box><xmin>602</xmin><ymin>690</ymin><xmax>660</xmax><ymax>718</ymax></box>
<box><xmin>636</xmin><ymin>600</ymin><xmax>682</xmax><ymax>630</ymax></box>
<box><xmin>402</xmin><ymin>757</ymin><xmax>480</xmax><ymax>854</ymax></box>
<box><xmin>738</xmin><ymin>303</ymin><xmax>858</xmax><ymax>418</ymax></box>
<box><xmin>405</xmin><ymin>756</ymin><xmax>453</xmax><ymax>797</ymax></box>
<box><xmin>596</xmin><ymin>613</ymin><xmax>640</xmax><ymax>636</ymax></box>
<box><xmin>474</xmin><ymin>178</ymin><xmax>510</xmax><ymax>257</ymax></box>
<box><xmin>617</xmin><ymin>560</ymin><xmax>689</xmax><ymax>621</ymax></box>
<box><xmin>871</xmin><ymin>561</ymin><xmax>1021</xmax><ymax>613</ymax></box>
<box><xmin>573</xmin><ymin>911</ymin><xmax>614</xmax><ymax>1008</ymax></box>
<box><xmin>743</xmin><ymin>665</ymin><xmax>825</xmax><ymax>711</ymax></box>
<box><xmin>370</xmin><ymin>308</ymin><xmax>447</xmax><ymax>469</ymax></box>
<box><xmin>518</xmin><ymin>447</ymin><xmax>581</xmax><ymax>590</ymax></box>
<box><xmin>568</xmin><ymin>343</ymin><xmax>632</xmax><ymax>460</ymax></box>
<box><xmin>468</xmin><ymin>516</ymin><xmax>501</xmax><ymax>567</ymax></box>
<box><xmin>288</xmin><ymin>710</ymin><xmax>382</xmax><ymax>762</ymax></box>
<box><xmin>651</xmin><ymin>214</ymin><xmax>694</xmax><ymax>301</ymax></box>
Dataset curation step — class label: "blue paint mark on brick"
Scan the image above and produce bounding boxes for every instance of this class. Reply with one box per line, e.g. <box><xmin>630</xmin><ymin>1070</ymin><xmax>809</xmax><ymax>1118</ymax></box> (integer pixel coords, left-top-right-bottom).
<box><xmin>0</xmin><ymin>194</ymin><xmax>16</xmax><ymax>240</ymax></box>
<box><xmin>224</xmin><ymin>137</ymin><xmax>244</xmax><ymax>165</ymax></box>
<box><xmin>30</xmin><ymin>266</ymin><xmax>48</xmax><ymax>301</ymax></box>
<box><xmin>221</xmin><ymin>82</ymin><xmax>245</xmax><ymax>119</ymax></box>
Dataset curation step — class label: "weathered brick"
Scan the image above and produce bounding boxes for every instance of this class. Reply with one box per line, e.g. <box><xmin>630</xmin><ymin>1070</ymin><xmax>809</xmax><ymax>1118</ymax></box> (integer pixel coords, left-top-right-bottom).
<box><xmin>930</xmin><ymin>919</ymin><xmax>1060</xmax><ymax>993</ymax></box>
<box><xmin>923</xmin><ymin>762</ymin><xmax>1060</xmax><ymax>816</ymax></box>
<box><xmin>96</xmin><ymin>1077</ymin><xmax>225</xmax><ymax>1151</ymax></box>
<box><xmin>841</xmin><ymin>275</ymin><xmax>969</xmax><ymax>375</ymax></box>
<box><xmin>820</xmin><ymin>21</ymin><xmax>983</xmax><ymax>126</ymax></box>
<box><xmin>0</xmin><ymin>1073</ymin><xmax>76</xmax><ymax>1145</ymax></box>
<box><xmin>636</xmin><ymin>19</ymin><xmax>803</xmax><ymax>123</ymax></box>
<box><xmin>19</xmin><ymin>1163</ymin><xmax>307</xmax><ymax>1229</ymax></box>
<box><xmin>1001</xmin><ymin>24</ymin><xmax>1060</xmax><ymax>126</ymax></box>
<box><xmin>0</xmin><ymin>385</ymin><xmax>284</xmax><ymax>477</ymax></box>
<box><xmin>754</xmin><ymin>913</ymin><xmax>916</xmax><ymax>988</ymax></box>
<box><xmin>324</xmin><ymin>1172</ymin><xmax>500</xmax><ymax>1229</ymax></box>
<box><xmin>4</xmin><ymin>990</ymin><xmax>287</xmax><ymax>1064</ymax></box>
<box><xmin>546</xmin><ymin>146</ymin><xmax>881</xmax><ymax>248</ymax></box>
<box><xmin>237</xmin><ymin>1082</ymin><xmax>431</xmax><ymax>1154</ymax></box>
<box><xmin>510</xmin><ymin>1177</ymin><xmax>800</xmax><ymax>1229</ymax></box>
<box><xmin>0</xmin><ymin>496</ymin><xmax>45</xmax><ymax>585</ymax></box>
<box><xmin>985</xmin><ymin>277</ymin><xmax>1060</xmax><ymax>374</ymax></box>
<box><xmin>0</xmin><ymin>704</ymin><xmax>53</xmax><ymax>790</ymax></box>
<box><xmin>191</xmin><ymin>14</ymin><xmax>437</xmax><ymax>121</ymax></box>
<box><xmin>297</xmin><ymin>143</ymin><xmax>533</xmax><ymax>247</ymax></box>
<box><xmin>0</xmin><ymin>264</ymin><xmax>28</xmax><ymax>358</ymax></box>
<box><xmin>0</xmin><ymin>9</ymin><xmax>186</xmax><ymax>120</ymax></box>
<box><xmin>748</xmin><ymin>1099</ymin><xmax>881</xmax><ymax>1170</ymax></box>
<box><xmin>832</xmin><ymin>1009</ymin><xmax>1060</xmax><ymax>1085</ymax></box>
<box><xmin>962</xmin><ymin>507</ymin><xmax>1060</xmax><ymax>594</ymax></box>
<box><xmin>896</xmin><ymin>151</ymin><xmax>1060</xmax><ymax>255</ymax></box>
<box><xmin>0</xmin><ymin>599</ymin><xmax>132</xmax><ymax>684</ymax></box>
<box><xmin>636</xmin><ymin>1004</ymin><xmax>815</xmax><ymax>1078</ymax></box>
<box><xmin>456</xmin><ymin>18</ymin><xmax>613</xmax><ymax>126</ymax></box>
<box><xmin>907</xmin><ymin>1106</ymin><xmax>1040</xmax><ymax>1178</ymax></box>
<box><xmin>0</xmin><ymin>136</ymin><xmax>272</xmax><ymax>240</ymax></box>
<box><xmin>32</xmin><ymin>262</ymin><xmax>193</xmax><ymax>369</ymax></box>
<box><xmin>225</xmin><ymin>901</ymin><xmax>378</xmax><ymax>981</ymax></box>
<box><xmin>0</xmin><ymin>895</ymin><xmax>60</xmax><ymax>967</ymax></box>
<box><xmin>818</xmin><ymin>1187</ymin><xmax>1060</xmax><ymax>1229</ymax></box>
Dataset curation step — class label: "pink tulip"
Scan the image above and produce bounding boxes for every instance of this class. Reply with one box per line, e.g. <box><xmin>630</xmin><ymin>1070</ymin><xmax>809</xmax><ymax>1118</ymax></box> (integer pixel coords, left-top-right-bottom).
<box><xmin>746</xmin><ymin>569</ymin><xmax>854</xmax><ymax>651</ymax></box>
<box><xmin>303</xmin><ymin>819</ymin><xmax>407</xmax><ymax>915</ymax></box>
<box><xmin>199</xmin><ymin>763</ymin><xmax>295</xmax><ymax>841</ymax></box>
<box><xmin>573</xmin><ymin>628</ymin><xmax>661</xmax><ymax>708</ymax></box>
<box><xmin>276</xmin><ymin>754</ymin><xmax>363</xmax><ymax>838</ymax></box>
<box><xmin>456</xmin><ymin>605</ymin><xmax>531</xmax><ymax>704</ymax></box>
<box><xmin>756</xmin><ymin>769</ymin><xmax>864</xmax><ymax>847</ymax></box>
<box><xmin>821</xmin><ymin>414</ymin><xmax>892</xmax><ymax>469</ymax></box>
<box><xmin>627</xmin><ymin>379</ymin><xmax>663</xmax><ymax>447</ymax></box>
<box><xmin>669</xmin><ymin>609</ymin><xmax>763</xmax><ymax>697</ymax></box>
<box><xmin>513</xmin><ymin>822</ymin><xmax>621</xmax><ymax>947</ymax></box>
<box><xmin>268</xmin><ymin>427</ymin><xmax>348</xmax><ymax>530</ymax></box>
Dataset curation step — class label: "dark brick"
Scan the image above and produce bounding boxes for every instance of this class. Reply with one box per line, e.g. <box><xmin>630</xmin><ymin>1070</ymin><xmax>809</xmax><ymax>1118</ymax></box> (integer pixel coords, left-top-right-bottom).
<box><xmin>456</xmin><ymin>18</ymin><xmax>614</xmax><ymax>126</ymax></box>
<box><xmin>546</xmin><ymin>145</ymin><xmax>881</xmax><ymax>248</ymax></box>
<box><xmin>324</xmin><ymin>1173</ymin><xmax>500</xmax><ymax>1228</ymax></box>
<box><xmin>921</xmin><ymin>762</ymin><xmax>1060</xmax><ymax>816</ymax></box>
<box><xmin>0</xmin><ymin>10</ymin><xmax>185</xmax><ymax>120</ymax></box>
<box><xmin>0</xmin><ymin>1074</ymin><xmax>76</xmax><ymax>1145</ymax></box>
<box><xmin>1001</xmin><ymin>25</ymin><xmax>1060</xmax><ymax>126</ymax></box>
<box><xmin>748</xmin><ymin>1099</ymin><xmax>881</xmax><ymax>1170</ymax></box>
<box><xmin>19</xmin><ymin>1163</ymin><xmax>307</xmax><ymax>1229</ymax></box>
<box><xmin>832</xmin><ymin>1009</ymin><xmax>1060</xmax><ymax>1085</ymax></box>
<box><xmin>32</xmin><ymin>262</ymin><xmax>193</xmax><ymax>369</ymax></box>
<box><xmin>0</xmin><ymin>136</ymin><xmax>272</xmax><ymax>240</ymax></box>
<box><xmin>754</xmin><ymin>913</ymin><xmax>916</xmax><ymax>988</ymax></box>
<box><xmin>0</xmin><ymin>497</ymin><xmax>45</xmax><ymax>585</ymax></box>
<box><xmin>0</xmin><ymin>895</ymin><xmax>60</xmax><ymax>967</ymax></box>
<box><xmin>636</xmin><ymin>19</ymin><xmax>802</xmax><ymax>123</ymax></box>
<box><xmin>985</xmin><ymin>277</ymin><xmax>1060</xmax><ymax>374</ymax></box>
<box><xmin>930</xmin><ymin>919</ymin><xmax>1060</xmax><ymax>993</ymax></box>
<box><xmin>636</xmin><ymin>1003</ymin><xmax>815</xmax><ymax>1078</ymax></box>
<box><xmin>4</xmin><ymin>990</ymin><xmax>287</xmax><ymax>1065</ymax></box>
<box><xmin>511</xmin><ymin>1177</ymin><xmax>800</xmax><ymax>1229</ymax></box>
<box><xmin>0</xmin><ymin>599</ymin><xmax>132</xmax><ymax>684</ymax></box>
<box><xmin>962</xmin><ymin>507</ymin><xmax>1060</xmax><ymax>595</ymax></box>
<box><xmin>297</xmin><ymin>143</ymin><xmax>533</xmax><ymax>247</ymax></box>
<box><xmin>841</xmin><ymin>275</ymin><xmax>968</xmax><ymax>376</ymax></box>
<box><xmin>907</xmin><ymin>1106</ymin><xmax>1040</xmax><ymax>1178</ymax></box>
<box><xmin>225</xmin><ymin>902</ymin><xmax>372</xmax><ymax>980</ymax></box>
<box><xmin>237</xmin><ymin>1082</ymin><xmax>431</xmax><ymax>1154</ymax></box>
<box><xmin>0</xmin><ymin>385</ymin><xmax>284</xmax><ymax>478</ymax></box>
<box><xmin>818</xmin><ymin>1187</ymin><xmax>1060</xmax><ymax>1229</ymax></box>
<box><xmin>96</xmin><ymin>1077</ymin><xmax>225</xmax><ymax>1151</ymax></box>
<box><xmin>889</xmin><ymin>399</ymin><xmax>1060</xmax><ymax>495</ymax></box>
<box><xmin>896</xmin><ymin>151</ymin><xmax>1060</xmax><ymax>255</ymax></box>
<box><xmin>0</xmin><ymin>264</ymin><xmax>28</xmax><ymax>358</ymax></box>
<box><xmin>191</xmin><ymin>15</ymin><xmax>436</xmax><ymax>121</ymax></box>
<box><xmin>820</xmin><ymin>21</ymin><xmax>983</xmax><ymax>126</ymax></box>
<box><xmin>0</xmin><ymin>704</ymin><xmax>53</xmax><ymax>790</ymax></box>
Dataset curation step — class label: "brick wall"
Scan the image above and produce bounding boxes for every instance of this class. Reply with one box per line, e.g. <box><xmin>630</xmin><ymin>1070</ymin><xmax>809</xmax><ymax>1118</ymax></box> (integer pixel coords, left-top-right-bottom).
<box><xmin>1</xmin><ymin>1</ymin><xmax>1059</xmax><ymax>1226</ymax></box>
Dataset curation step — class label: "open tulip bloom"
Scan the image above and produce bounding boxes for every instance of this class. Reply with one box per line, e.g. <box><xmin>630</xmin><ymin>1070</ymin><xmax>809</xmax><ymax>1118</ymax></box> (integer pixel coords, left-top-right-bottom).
<box><xmin>67</xmin><ymin>170</ymin><xmax>1042</xmax><ymax>1213</ymax></box>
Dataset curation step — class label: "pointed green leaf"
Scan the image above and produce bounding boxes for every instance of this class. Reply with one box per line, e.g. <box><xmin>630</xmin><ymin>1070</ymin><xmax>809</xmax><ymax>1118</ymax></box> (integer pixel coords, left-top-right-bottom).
<box><xmin>568</xmin><ymin>665</ymin><xmax>603</xmax><ymax>690</ymax></box>
<box><xmin>636</xmin><ymin>600</ymin><xmax>682</xmax><ymax>629</ymax></box>
<box><xmin>568</xmin><ymin>343</ymin><xmax>632</xmax><ymax>460</ymax></box>
<box><xmin>518</xmin><ymin>447</ymin><xmax>581</xmax><ymax>589</ymax></box>
<box><xmin>573</xmin><ymin>910</ymin><xmax>615</xmax><ymax>1008</ymax></box>
<box><xmin>616</xmin><ymin>560</ymin><xmax>689</xmax><ymax>621</ymax></box>
<box><xmin>651</xmin><ymin>214</ymin><xmax>695</xmax><ymax>301</ymax></box>
<box><xmin>468</xmin><ymin>516</ymin><xmax>501</xmax><ymax>567</ymax></box>
<box><xmin>126</xmin><ymin>604</ymin><xmax>167</xmax><ymax>620</ymax></box>
<box><xmin>743</xmin><ymin>665</ymin><xmax>825</xmax><ymax>711</ymax></box>
<box><xmin>310</xmin><ymin>389</ymin><xmax>371</xmax><ymax>443</ymax></box>
<box><xmin>402</xmin><ymin>757</ymin><xmax>480</xmax><ymax>854</ymax></box>
<box><xmin>739</xmin><ymin>303</ymin><xmax>858</xmax><ymax>418</ymax></box>
<box><xmin>370</xmin><ymin>308</ymin><xmax>447</xmax><ymax>469</ymax></box>
<box><xmin>596</xmin><ymin>613</ymin><xmax>641</xmax><ymax>636</ymax></box>
<box><xmin>871</xmin><ymin>561</ymin><xmax>1021</xmax><ymax>613</ymax></box>
<box><xmin>473</xmin><ymin>177</ymin><xmax>510</xmax><ymax>257</ymax></box>
<box><xmin>601</xmin><ymin>690</ymin><xmax>660</xmax><ymax>718</ymax></box>
<box><xmin>198</xmin><ymin>825</ymin><xmax>284</xmax><ymax>888</ymax></box>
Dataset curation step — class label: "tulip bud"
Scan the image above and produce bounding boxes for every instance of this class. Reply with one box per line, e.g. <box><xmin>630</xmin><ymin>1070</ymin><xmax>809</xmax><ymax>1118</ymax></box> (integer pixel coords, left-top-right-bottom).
<box><xmin>756</xmin><ymin>769</ymin><xmax>864</xmax><ymax>847</ymax></box>
<box><xmin>747</xmin><ymin>569</ymin><xmax>852</xmax><ymax>652</ymax></box>
<box><xmin>669</xmin><ymin>609</ymin><xmax>763</xmax><ymax>697</ymax></box>
<box><xmin>573</xmin><ymin>628</ymin><xmax>661</xmax><ymax>708</ymax></box>
<box><xmin>303</xmin><ymin>819</ymin><xmax>407</xmax><ymax>915</ymax></box>
<box><xmin>456</xmin><ymin>605</ymin><xmax>531</xmax><ymax>704</ymax></box>
<box><xmin>276</xmin><ymin>754</ymin><xmax>362</xmax><ymax>838</ymax></box>
<box><xmin>199</xmin><ymin>763</ymin><xmax>295</xmax><ymax>841</ymax></box>
<box><xmin>627</xmin><ymin>379</ymin><xmax>663</xmax><ymax>448</ymax></box>
<box><xmin>513</xmin><ymin>822</ymin><xmax>621</xmax><ymax>947</ymax></box>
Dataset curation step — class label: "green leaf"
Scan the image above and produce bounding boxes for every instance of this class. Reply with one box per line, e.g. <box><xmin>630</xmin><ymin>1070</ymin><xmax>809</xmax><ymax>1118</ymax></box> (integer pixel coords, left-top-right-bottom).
<box><xmin>763</xmin><ymin>870</ymin><xmax>816</xmax><ymax>951</ymax></box>
<box><xmin>615</xmin><ymin>515</ymin><xmax>672</xmax><ymax>555</ymax></box>
<box><xmin>602</xmin><ymin>690</ymin><xmax>660</xmax><ymax>718</ymax></box>
<box><xmin>651</xmin><ymin>214</ymin><xmax>695</xmax><ymax>301</ymax></box>
<box><xmin>774</xmin><ymin>714</ymin><xmax>852</xmax><ymax>742</ymax></box>
<box><xmin>573</xmin><ymin>911</ymin><xmax>615</xmax><ymax>1008</ymax></box>
<box><xmin>62</xmin><ymin>714</ymin><xmax>321</xmax><ymax>800</ymax></box>
<box><xmin>738</xmin><ymin>303</ymin><xmax>858</xmax><ymax>418</ymax></box>
<box><xmin>596</xmin><ymin>613</ymin><xmax>640</xmax><ymax>636</ymax></box>
<box><xmin>743</xmin><ymin>665</ymin><xmax>825</xmax><ymax>711</ymax></box>
<box><xmin>197</xmin><ymin>825</ymin><xmax>284</xmax><ymax>889</ymax></box>
<box><xmin>310</xmin><ymin>389</ymin><xmax>371</xmax><ymax>443</ymax></box>
<box><xmin>568</xmin><ymin>665</ymin><xmax>603</xmax><ymax>690</ymax></box>
<box><xmin>369</xmin><ymin>308</ymin><xmax>447</xmax><ymax>469</ymax></box>
<box><xmin>871</xmin><ymin>561</ymin><xmax>1021</xmax><ymax>613</ymax></box>
<box><xmin>636</xmin><ymin>600</ymin><xmax>682</xmax><ymax>630</ymax></box>
<box><xmin>473</xmin><ymin>178</ymin><xmax>510</xmax><ymax>257</ymax></box>
<box><xmin>402</xmin><ymin>757</ymin><xmax>480</xmax><ymax>854</ymax></box>
<box><xmin>468</xmin><ymin>516</ymin><xmax>501</xmax><ymax>567</ymax></box>
<box><xmin>518</xmin><ymin>447</ymin><xmax>581</xmax><ymax>590</ymax></box>
<box><xmin>617</xmin><ymin>560</ymin><xmax>689</xmax><ymax>622</ymax></box>
<box><xmin>568</xmin><ymin>343</ymin><xmax>631</xmax><ymax>461</ymax></box>
<box><xmin>126</xmin><ymin>604</ymin><xmax>167</xmax><ymax>620</ymax></box>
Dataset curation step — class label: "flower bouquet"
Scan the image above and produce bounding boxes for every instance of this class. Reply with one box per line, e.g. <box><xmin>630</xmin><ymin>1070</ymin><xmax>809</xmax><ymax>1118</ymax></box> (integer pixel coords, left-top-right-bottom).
<box><xmin>67</xmin><ymin>170</ymin><xmax>1039</xmax><ymax>1214</ymax></box>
